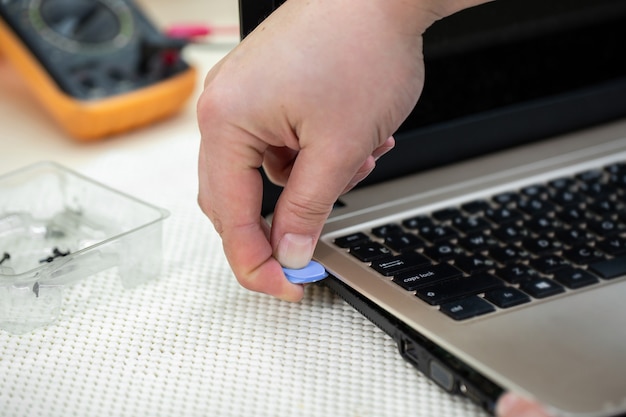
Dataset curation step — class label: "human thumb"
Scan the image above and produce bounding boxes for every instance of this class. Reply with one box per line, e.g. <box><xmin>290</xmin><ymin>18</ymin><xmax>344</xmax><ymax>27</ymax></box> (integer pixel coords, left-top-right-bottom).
<box><xmin>275</xmin><ymin>232</ymin><xmax>316</xmax><ymax>270</ymax></box>
<box><xmin>270</xmin><ymin>142</ymin><xmax>371</xmax><ymax>269</ymax></box>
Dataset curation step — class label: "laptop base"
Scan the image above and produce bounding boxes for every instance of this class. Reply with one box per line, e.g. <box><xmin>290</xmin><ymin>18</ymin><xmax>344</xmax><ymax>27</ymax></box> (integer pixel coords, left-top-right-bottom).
<box><xmin>321</xmin><ymin>276</ymin><xmax>504</xmax><ymax>416</ymax></box>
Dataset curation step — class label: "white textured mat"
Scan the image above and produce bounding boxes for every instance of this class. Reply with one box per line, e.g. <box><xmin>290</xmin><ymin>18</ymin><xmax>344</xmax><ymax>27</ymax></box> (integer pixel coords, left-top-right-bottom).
<box><xmin>0</xmin><ymin>136</ymin><xmax>488</xmax><ymax>417</ymax></box>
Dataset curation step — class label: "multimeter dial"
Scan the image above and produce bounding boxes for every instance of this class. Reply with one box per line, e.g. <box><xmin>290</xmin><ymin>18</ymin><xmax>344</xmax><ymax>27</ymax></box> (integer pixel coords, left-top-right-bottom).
<box><xmin>27</xmin><ymin>0</ymin><xmax>134</xmax><ymax>54</ymax></box>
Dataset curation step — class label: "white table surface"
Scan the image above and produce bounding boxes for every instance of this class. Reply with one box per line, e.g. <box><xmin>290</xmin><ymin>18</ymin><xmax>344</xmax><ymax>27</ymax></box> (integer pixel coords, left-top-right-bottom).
<box><xmin>0</xmin><ymin>1</ymin><xmax>487</xmax><ymax>416</ymax></box>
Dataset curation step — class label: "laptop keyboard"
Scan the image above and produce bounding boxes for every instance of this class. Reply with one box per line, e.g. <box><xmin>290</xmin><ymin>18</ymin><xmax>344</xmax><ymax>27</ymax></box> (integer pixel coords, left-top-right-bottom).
<box><xmin>333</xmin><ymin>162</ymin><xmax>626</xmax><ymax>321</ymax></box>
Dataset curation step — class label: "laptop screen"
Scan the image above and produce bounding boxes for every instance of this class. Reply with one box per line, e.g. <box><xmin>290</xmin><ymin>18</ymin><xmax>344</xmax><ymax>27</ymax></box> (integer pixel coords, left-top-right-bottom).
<box><xmin>238</xmin><ymin>0</ymin><xmax>626</xmax><ymax>214</ymax></box>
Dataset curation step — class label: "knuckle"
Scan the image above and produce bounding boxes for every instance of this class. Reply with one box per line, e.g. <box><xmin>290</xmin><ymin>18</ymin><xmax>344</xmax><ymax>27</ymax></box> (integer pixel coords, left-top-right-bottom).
<box><xmin>197</xmin><ymin>89</ymin><xmax>226</xmax><ymax>123</ymax></box>
<box><xmin>197</xmin><ymin>79</ymin><xmax>237</xmax><ymax>126</ymax></box>
<box><xmin>281</xmin><ymin>192</ymin><xmax>332</xmax><ymax>226</ymax></box>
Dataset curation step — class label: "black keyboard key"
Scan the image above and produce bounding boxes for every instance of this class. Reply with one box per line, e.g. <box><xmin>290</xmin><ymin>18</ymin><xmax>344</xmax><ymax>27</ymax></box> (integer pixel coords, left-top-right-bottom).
<box><xmin>587</xmin><ymin>217</ymin><xmax>626</xmax><ymax>236</ymax></box>
<box><xmin>451</xmin><ymin>216</ymin><xmax>491</xmax><ymax>234</ymax></box>
<box><xmin>522</xmin><ymin>235</ymin><xmax>564</xmax><ymax>255</ymax></box>
<box><xmin>371</xmin><ymin>252</ymin><xmax>431</xmax><ymax>276</ymax></box>
<box><xmin>350</xmin><ymin>242</ymin><xmax>392</xmax><ymax>262</ymax></box>
<box><xmin>521</xmin><ymin>184</ymin><xmax>549</xmax><ymax>198</ymax></box>
<box><xmin>484</xmin><ymin>287</ymin><xmax>531</xmax><ymax>308</ymax></box>
<box><xmin>383</xmin><ymin>233</ymin><xmax>425</xmax><ymax>253</ymax></box>
<box><xmin>416</xmin><ymin>273</ymin><xmax>503</xmax><ymax>305</ymax></box>
<box><xmin>530</xmin><ymin>255</ymin><xmax>570</xmax><ymax>274</ymax></box>
<box><xmin>492</xmin><ymin>224</ymin><xmax>529</xmax><ymax>243</ymax></box>
<box><xmin>461</xmin><ymin>200</ymin><xmax>491</xmax><ymax>214</ymax></box>
<box><xmin>524</xmin><ymin>215</ymin><xmax>561</xmax><ymax>234</ymax></box>
<box><xmin>517</xmin><ymin>198</ymin><xmax>556</xmax><ymax>216</ymax></box>
<box><xmin>488</xmin><ymin>245</ymin><xmax>530</xmax><ymax>264</ymax></box>
<box><xmin>520</xmin><ymin>278</ymin><xmax>565</xmax><ymax>299</ymax></box>
<box><xmin>485</xmin><ymin>207</ymin><xmax>524</xmax><ymax>224</ymax></box>
<box><xmin>579</xmin><ymin>182</ymin><xmax>617</xmax><ymax>199</ymax></box>
<box><xmin>335</xmin><ymin>232</ymin><xmax>370</xmax><ymax>248</ymax></box>
<box><xmin>457</xmin><ymin>233</ymin><xmax>499</xmax><ymax>252</ymax></box>
<box><xmin>418</xmin><ymin>224</ymin><xmax>458</xmax><ymax>243</ymax></box>
<box><xmin>372</xmin><ymin>223</ymin><xmax>403</xmax><ymax>238</ymax></box>
<box><xmin>588</xmin><ymin>255</ymin><xmax>626</xmax><ymax>279</ymax></box>
<box><xmin>557</xmin><ymin>206</ymin><xmax>589</xmax><ymax>223</ymax></box>
<box><xmin>393</xmin><ymin>263</ymin><xmax>462</xmax><ymax>291</ymax></box>
<box><xmin>549</xmin><ymin>189</ymin><xmax>586</xmax><ymax>207</ymax></box>
<box><xmin>402</xmin><ymin>216</ymin><xmax>433</xmax><ymax>230</ymax></box>
<box><xmin>609</xmin><ymin>171</ymin><xmax>626</xmax><ymax>189</ymax></box>
<box><xmin>597</xmin><ymin>236</ymin><xmax>626</xmax><ymax>255</ymax></box>
<box><xmin>496</xmin><ymin>264</ymin><xmax>540</xmax><ymax>284</ymax></box>
<box><xmin>453</xmin><ymin>254</ymin><xmax>497</xmax><ymax>274</ymax></box>
<box><xmin>589</xmin><ymin>199</ymin><xmax>619</xmax><ymax>216</ymax></box>
<box><xmin>553</xmin><ymin>267</ymin><xmax>599</xmax><ymax>289</ymax></box>
<box><xmin>577</xmin><ymin>169</ymin><xmax>604</xmax><ymax>183</ymax></box>
<box><xmin>432</xmin><ymin>208</ymin><xmax>463</xmax><ymax>221</ymax></box>
<box><xmin>554</xmin><ymin>227</ymin><xmax>593</xmax><ymax>246</ymax></box>
<box><xmin>492</xmin><ymin>192</ymin><xmax>523</xmax><ymax>207</ymax></box>
<box><xmin>423</xmin><ymin>242</ymin><xmax>465</xmax><ymax>262</ymax></box>
<box><xmin>440</xmin><ymin>296</ymin><xmax>495</xmax><ymax>320</ymax></box>
<box><xmin>605</xmin><ymin>162</ymin><xmax>626</xmax><ymax>175</ymax></box>
<box><xmin>562</xmin><ymin>245</ymin><xmax>605</xmax><ymax>265</ymax></box>
<box><xmin>549</xmin><ymin>177</ymin><xmax>577</xmax><ymax>190</ymax></box>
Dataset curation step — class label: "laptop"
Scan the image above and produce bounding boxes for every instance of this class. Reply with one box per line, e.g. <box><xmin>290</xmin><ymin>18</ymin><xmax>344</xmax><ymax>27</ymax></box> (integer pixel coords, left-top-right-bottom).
<box><xmin>238</xmin><ymin>1</ymin><xmax>626</xmax><ymax>416</ymax></box>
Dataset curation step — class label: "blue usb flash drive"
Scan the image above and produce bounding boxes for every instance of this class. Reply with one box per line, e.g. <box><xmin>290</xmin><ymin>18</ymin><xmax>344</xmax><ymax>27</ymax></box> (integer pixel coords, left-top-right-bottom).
<box><xmin>282</xmin><ymin>261</ymin><xmax>328</xmax><ymax>284</ymax></box>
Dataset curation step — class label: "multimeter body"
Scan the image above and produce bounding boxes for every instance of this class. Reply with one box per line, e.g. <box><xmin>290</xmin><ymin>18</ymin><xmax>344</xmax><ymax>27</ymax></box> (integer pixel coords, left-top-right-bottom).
<box><xmin>0</xmin><ymin>0</ymin><xmax>196</xmax><ymax>140</ymax></box>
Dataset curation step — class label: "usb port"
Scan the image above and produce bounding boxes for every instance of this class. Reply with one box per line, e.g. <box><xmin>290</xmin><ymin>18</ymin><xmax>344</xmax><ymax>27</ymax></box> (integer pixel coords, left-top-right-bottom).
<box><xmin>400</xmin><ymin>338</ymin><xmax>420</xmax><ymax>367</ymax></box>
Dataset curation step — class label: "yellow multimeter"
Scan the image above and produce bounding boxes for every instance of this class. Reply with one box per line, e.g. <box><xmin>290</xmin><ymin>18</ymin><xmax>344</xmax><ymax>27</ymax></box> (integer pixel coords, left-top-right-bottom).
<box><xmin>0</xmin><ymin>0</ymin><xmax>197</xmax><ymax>141</ymax></box>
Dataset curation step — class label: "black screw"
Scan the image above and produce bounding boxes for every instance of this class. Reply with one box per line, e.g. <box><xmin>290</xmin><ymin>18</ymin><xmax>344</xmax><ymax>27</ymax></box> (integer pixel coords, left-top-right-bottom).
<box><xmin>53</xmin><ymin>248</ymin><xmax>70</xmax><ymax>257</ymax></box>
<box><xmin>39</xmin><ymin>247</ymin><xmax>70</xmax><ymax>263</ymax></box>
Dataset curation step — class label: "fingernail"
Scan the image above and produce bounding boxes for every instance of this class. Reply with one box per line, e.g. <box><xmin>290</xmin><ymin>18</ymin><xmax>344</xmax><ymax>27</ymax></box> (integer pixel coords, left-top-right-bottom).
<box><xmin>275</xmin><ymin>233</ymin><xmax>314</xmax><ymax>269</ymax></box>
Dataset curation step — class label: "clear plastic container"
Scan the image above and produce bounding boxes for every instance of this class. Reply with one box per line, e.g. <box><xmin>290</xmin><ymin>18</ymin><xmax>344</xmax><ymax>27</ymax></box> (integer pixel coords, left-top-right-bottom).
<box><xmin>0</xmin><ymin>162</ymin><xmax>169</xmax><ymax>334</ymax></box>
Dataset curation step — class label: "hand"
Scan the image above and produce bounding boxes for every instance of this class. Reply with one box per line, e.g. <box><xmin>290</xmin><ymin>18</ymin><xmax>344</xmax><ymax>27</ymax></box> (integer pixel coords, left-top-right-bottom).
<box><xmin>198</xmin><ymin>0</ymin><xmax>432</xmax><ymax>300</ymax></box>
<box><xmin>197</xmin><ymin>0</ymin><xmax>491</xmax><ymax>301</ymax></box>
<box><xmin>497</xmin><ymin>393</ymin><xmax>553</xmax><ymax>417</ymax></box>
